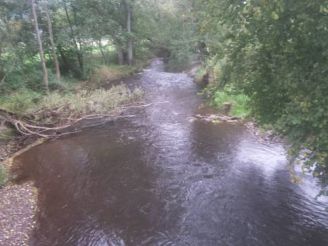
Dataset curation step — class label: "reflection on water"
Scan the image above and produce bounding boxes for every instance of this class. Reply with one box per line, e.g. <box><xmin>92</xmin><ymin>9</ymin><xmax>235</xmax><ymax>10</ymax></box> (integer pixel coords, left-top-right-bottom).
<box><xmin>15</xmin><ymin>59</ymin><xmax>328</xmax><ymax>245</ymax></box>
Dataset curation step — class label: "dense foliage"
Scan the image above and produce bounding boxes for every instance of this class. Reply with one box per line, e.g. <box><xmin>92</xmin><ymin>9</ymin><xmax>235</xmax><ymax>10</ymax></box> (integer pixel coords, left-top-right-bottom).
<box><xmin>0</xmin><ymin>0</ymin><xmax>157</xmax><ymax>93</ymax></box>
<box><xmin>193</xmin><ymin>0</ymin><xmax>328</xmax><ymax>178</ymax></box>
<box><xmin>135</xmin><ymin>0</ymin><xmax>197</xmax><ymax>71</ymax></box>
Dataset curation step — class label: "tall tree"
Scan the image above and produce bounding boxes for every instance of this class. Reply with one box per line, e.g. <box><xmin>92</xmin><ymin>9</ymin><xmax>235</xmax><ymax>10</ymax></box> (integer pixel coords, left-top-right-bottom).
<box><xmin>44</xmin><ymin>0</ymin><xmax>61</xmax><ymax>80</ymax></box>
<box><xmin>63</xmin><ymin>0</ymin><xmax>84</xmax><ymax>77</ymax></box>
<box><xmin>124</xmin><ymin>0</ymin><xmax>133</xmax><ymax>65</ymax></box>
<box><xmin>31</xmin><ymin>0</ymin><xmax>49</xmax><ymax>92</ymax></box>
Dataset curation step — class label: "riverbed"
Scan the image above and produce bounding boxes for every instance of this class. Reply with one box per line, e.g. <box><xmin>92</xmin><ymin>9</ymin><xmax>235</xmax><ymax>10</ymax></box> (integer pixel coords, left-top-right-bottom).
<box><xmin>13</xmin><ymin>59</ymin><xmax>328</xmax><ymax>245</ymax></box>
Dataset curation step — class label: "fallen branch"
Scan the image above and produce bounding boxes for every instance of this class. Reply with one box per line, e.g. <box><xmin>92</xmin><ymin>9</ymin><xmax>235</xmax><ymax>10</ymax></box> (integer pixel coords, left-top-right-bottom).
<box><xmin>0</xmin><ymin>101</ymin><xmax>155</xmax><ymax>138</ymax></box>
<box><xmin>2</xmin><ymin>114</ymin><xmax>117</xmax><ymax>138</ymax></box>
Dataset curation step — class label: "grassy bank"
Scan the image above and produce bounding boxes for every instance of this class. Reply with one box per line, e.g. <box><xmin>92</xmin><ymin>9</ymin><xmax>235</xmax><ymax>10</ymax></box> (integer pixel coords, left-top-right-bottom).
<box><xmin>212</xmin><ymin>89</ymin><xmax>250</xmax><ymax>118</ymax></box>
<box><xmin>89</xmin><ymin>64</ymin><xmax>143</xmax><ymax>87</ymax></box>
<box><xmin>203</xmin><ymin>85</ymin><xmax>250</xmax><ymax>119</ymax></box>
<box><xmin>0</xmin><ymin>85</ymin><xmax>142</xmax><ymax>119</ymax></box>
<box><xmin>0</xmin><ymin>62</ymin><xmax>146</xmax><ymax>145</ymax></box>
<box><xmin>0</xmin><ymin>64</ymin><xmax>144</xmax><ymax>116</ymax></box>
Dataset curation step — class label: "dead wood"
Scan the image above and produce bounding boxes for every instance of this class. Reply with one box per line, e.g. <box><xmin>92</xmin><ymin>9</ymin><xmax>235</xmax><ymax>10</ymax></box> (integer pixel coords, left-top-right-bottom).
<box><xmin>0</xmin><ymin>102</ymin><xmax>163</xmax><ymax>138</ymax></box>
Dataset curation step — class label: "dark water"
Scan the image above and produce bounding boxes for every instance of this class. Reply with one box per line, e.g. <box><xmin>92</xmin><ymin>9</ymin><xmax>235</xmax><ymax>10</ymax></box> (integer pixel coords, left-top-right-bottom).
<box><xmin>15</xmin><ymin>59</ymin><xmax>328</xmax><ymax>246</ymax></box>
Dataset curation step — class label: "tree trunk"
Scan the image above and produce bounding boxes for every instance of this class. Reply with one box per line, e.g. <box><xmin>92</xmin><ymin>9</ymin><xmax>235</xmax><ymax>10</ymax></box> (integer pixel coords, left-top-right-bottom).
<box><xmin>57</xmin><ymin>45</ymin><xmax>70</xmax><ymax>73</ymax></box>
<box><xmin>126</xmin><ymin>2</ymin><xmax>133</xmax><ymax>65</ymax></box>
<box><xmin>63</xmin><ymin>0</ymin><xmax>84</xmax><ymax>77</ymax></box>
<box><xmin>31</xmin><ymin>0</ymin><xmax>49</xmax><ymax>93</ymax></box>
<box><xmin>117</xmin><ymin>46</ymin><xmax>124</xmax><ymax>65</ymax></box>
<box><xmin>44</xmin><ymin>0</ymin><xmax>61</xmax><ymax>81</ymax></box>
<box><xmin>98</xmin><ymin>39</ymin><xmax>107</xmax><ymax>64</ymax></box>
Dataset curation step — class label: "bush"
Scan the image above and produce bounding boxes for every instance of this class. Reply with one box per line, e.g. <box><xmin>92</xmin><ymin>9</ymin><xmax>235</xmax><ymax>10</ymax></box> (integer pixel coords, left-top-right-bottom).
<box><xmin>194</xmin><ymin>67</ymin><xmax>208</xmax><ymax>86</ymax></box>
<box><xmin>212</xmin><ymin>86</ymin><xmax>250</xmax><ymax>118</ymax></box>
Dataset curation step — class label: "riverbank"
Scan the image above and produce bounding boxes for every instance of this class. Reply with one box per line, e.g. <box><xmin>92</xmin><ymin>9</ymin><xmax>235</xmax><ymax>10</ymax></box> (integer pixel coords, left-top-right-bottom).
<box><xmin>0</xmin><ymin>62</ymin><xmax>147</xmax><ymax>245</ymax></box>
<box><xmin>0</xmin><ymin>136</ymin><xmax>39</xmax><ymax>245</ymax></box>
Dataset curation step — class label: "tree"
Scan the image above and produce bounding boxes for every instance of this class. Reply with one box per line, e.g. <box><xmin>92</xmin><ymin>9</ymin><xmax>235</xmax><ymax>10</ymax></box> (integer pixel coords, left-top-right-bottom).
<box><xmin>193</xmin><ymin>0</ymin><xmax>328</xmax><ymax>178</ymax></box>
<box><xmin>123</xmin><ymin>0</ymin><xmax>133</xmax><ymax>65</ymax></box>
<box><xmin>44</xmin><ymin>0</ymin><xmax>61</xmax><ymax>80</ymax></box>
<box><xmin>31</xmin><ymin>0</ymin><xmax>49</xmax><ymax>92</ymax></box>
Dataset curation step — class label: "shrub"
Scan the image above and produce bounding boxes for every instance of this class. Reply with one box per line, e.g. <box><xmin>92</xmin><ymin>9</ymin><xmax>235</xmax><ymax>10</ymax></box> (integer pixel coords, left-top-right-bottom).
<box><xmin>212</xmin><ymin>86</ymin><xmax>250</xmax><ymax>118</ymax></box>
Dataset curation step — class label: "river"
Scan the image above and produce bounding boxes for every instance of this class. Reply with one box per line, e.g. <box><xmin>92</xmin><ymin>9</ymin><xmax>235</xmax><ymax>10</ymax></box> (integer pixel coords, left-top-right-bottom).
<box><xmin>14</xmin><ymin>59</ymin><xmax>328</xmax><ymax>245</ymax></box>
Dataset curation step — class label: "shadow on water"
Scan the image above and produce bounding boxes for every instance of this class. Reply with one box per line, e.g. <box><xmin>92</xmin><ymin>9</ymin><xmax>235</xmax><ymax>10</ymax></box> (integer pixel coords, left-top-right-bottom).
<box><xmin>14</xmin><ymin>59</ymin><xmax>328</xmax><ymax>245</ymax></box>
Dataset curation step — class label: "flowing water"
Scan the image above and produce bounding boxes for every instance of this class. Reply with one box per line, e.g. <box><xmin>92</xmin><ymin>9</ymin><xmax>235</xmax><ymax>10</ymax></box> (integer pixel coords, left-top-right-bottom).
<box><xmin>15</xmin><ymin>59</ymin><xmax>328</xmax><ymax>245</ymax></box>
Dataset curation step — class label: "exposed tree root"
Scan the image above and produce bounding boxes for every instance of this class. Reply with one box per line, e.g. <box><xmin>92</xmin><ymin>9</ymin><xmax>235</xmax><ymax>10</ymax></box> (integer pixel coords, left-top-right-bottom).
<box><xmin>0</xmin><ymin>108</ymin><xmax>131</xmax><ymax>138</ymax></box>
<box><xmin>0</xmin><ymin>102</ymin><xmax>167</xmax><ymax>139</ymax></box>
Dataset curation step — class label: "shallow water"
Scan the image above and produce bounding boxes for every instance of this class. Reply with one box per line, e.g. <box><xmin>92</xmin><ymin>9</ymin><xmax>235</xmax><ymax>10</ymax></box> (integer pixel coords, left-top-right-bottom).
<box><xmin>15</xmin><ymin>59</ymin><xmax>328</xmax><ymax>245</ymax></box>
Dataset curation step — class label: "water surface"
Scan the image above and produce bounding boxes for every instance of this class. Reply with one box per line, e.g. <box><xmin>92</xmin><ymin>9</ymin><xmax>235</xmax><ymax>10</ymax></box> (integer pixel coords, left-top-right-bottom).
<box><xmin>15</xmin><ymin>59</ymin><xmax>328</xmax><ymax>245</ymax></box>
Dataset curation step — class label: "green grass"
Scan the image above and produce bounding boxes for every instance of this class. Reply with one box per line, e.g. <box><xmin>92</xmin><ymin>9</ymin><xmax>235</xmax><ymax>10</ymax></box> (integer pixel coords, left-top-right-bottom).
<box><xmin>0</xmin><ymin>164</ymin><xmax>8</xmax><ymax>187</ymax></box>
<box><xmin>212</xmin><ymin>87</ymin><xmax>250</xmax><ymax>118</ymax></box>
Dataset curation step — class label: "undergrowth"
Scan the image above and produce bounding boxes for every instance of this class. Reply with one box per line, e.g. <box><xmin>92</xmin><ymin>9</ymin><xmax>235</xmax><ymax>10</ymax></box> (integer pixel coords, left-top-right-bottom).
<box><xmin>0</xmin><ymin>63</ymin><xmax>145</xmax><ymax>117</ymax></box>
<box><xmin>89</xmin><ymin>65</ymin><xmax>137</xmax><ymax>86</ymax></box>
<box><xmin>33</xmin><ymin>86</ymin><xmax>143</xmax><ymax>117</ymax></box>
<box><xmin>210</xmin><ymin>86</ymin><xmax>251</xmax><ymax>118</ymax></box>
<box><xmin>0</xmin><ymin>85</ymin><xmax>143</xmax><ymax>123</ymax></box>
